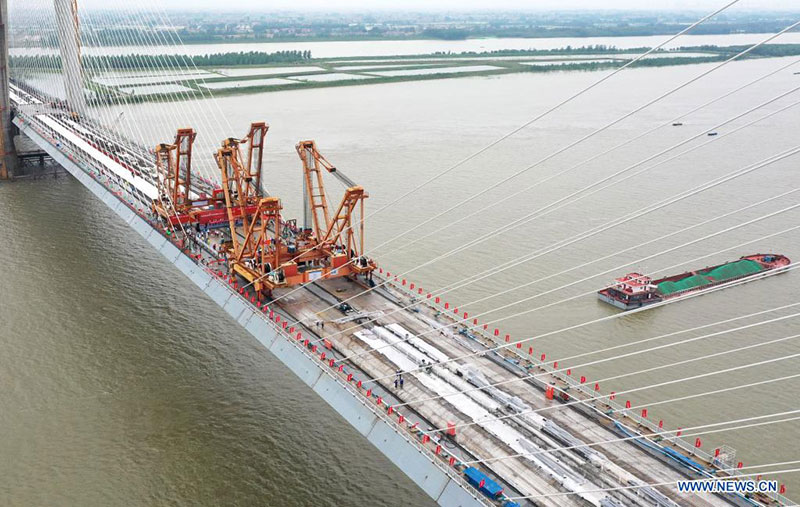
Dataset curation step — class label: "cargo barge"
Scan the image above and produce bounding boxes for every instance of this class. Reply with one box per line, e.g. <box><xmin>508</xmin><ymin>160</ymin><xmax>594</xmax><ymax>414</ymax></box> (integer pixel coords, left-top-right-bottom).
<box><xmin>598</xmin><ymin>254</ymin><xmax>791</xmax><ymax>310</ymax></box>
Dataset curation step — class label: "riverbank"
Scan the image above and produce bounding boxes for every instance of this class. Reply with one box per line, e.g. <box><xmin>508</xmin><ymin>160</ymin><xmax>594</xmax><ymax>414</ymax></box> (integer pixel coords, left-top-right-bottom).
<box><xmin>79</xmin><ymin>44</ymin><xmax>799</xmax><ymax>104</ymax></box>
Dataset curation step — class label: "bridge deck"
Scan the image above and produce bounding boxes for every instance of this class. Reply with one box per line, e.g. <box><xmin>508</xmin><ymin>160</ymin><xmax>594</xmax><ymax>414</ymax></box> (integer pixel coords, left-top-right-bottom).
<box><xmin>9</xmin><ymin>80</ymin><xmax>789</xmax><ymax>507</ymax></box>
<box><xmin>278</xmin><ymin>274</ymin><xmax>728</xmax><ymax>507</ymax></box>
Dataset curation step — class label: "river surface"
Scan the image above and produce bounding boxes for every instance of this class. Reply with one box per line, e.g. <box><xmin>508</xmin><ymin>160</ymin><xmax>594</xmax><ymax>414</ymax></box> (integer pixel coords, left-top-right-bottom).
<box><xmin>3</xmin><ymin>50</ymin><xmax>800</xmax><ymax>504</ymax></box>
<box><xmin>11</xmin><ymin>32</ymin><xmax>800</xmax><ymax>58</ymax></box>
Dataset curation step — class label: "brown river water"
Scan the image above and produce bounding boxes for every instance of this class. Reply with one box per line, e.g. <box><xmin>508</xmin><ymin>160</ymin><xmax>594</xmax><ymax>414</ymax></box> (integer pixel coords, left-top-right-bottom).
<box><xmin>2</xmin><ymin>52</ymin><xmax>800</xmax><ymax>505</ymax></box>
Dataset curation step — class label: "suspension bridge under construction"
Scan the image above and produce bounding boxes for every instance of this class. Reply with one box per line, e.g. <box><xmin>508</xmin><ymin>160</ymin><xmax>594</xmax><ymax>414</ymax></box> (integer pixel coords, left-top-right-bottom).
<box><xmin>2</xmin><ymin>1</ymin><xmax>799</xmax><ymax>506</ymax></box>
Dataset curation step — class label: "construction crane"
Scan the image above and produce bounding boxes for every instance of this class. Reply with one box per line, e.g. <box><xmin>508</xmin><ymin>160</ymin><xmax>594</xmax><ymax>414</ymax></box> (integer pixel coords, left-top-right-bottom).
<box><xmin>296</xmin><ymin>140</ymin><xmax>376</xmax><ymax>275</ymax></box>
<box><xmin>206</xmin><ymin>128</ymin><xmax>376</xmax><ymax>298</ymax></box>
<box><xmin>152</xmin><ymin>127</ymin><xmax>196</xmax><ymax>218</ymax></box>
<box><xmin>216</xmin><ymin>122</ymin><xmax>270</xmax><ymax>242</ymax></box>
<box><xmin>151</xmin><ymin>123</ymin><xmax>268</xmax><ymax>227</ymax></box>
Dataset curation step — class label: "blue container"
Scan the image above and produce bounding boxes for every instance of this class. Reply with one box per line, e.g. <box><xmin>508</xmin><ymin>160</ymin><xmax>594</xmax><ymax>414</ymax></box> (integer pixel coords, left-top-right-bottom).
<box><xmin>463</xmin><ymin>467</ymin><xmax>504</xmax><ymax>499</ymax></box>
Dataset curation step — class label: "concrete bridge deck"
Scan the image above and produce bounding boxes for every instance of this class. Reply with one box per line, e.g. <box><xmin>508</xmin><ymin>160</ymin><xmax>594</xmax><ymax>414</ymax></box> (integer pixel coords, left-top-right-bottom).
<box><xmin>8</xmin><ymin>81</ymin><xmax>794</xmax><ymax>507</ymax></box>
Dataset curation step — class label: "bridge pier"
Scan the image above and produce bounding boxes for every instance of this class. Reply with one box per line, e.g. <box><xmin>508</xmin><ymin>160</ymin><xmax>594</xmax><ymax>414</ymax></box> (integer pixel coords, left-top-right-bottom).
<box><xmin>0</xmin><ymin>0</ymin><xmax>17</xmax><ymax>180</ymax></box>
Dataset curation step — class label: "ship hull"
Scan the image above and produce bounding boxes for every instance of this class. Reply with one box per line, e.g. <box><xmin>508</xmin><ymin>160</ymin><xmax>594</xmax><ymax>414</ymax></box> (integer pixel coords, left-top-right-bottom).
<box><xmin>596</xmin><ymin>291</ymin><xmax>661</xmax><ymax>310</ymax></box>
<box><xmin>597</xmin><ymin>254</ymin><xmax>791</xmax><ymax>311</ymax></box>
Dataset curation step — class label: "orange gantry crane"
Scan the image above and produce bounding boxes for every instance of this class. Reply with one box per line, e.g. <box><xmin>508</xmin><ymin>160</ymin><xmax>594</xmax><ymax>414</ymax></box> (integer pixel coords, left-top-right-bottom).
<box><xmin>296</xmin><ymin>140</ymin><xmax>375</xmax><ymax>275</ymax></box>
<box><xmin>215</xmin><ymin>130</ymin><xmax>376</xmax><ymax>298</ymax></box>
<box><xmin>152</xmin><ymin>124</ymin><xmax>266</xmax><ymax>226</ymax></box>
<box><xmin>152</xmin><ymin>127</ymin><xmax>197</xmax><ymax>218</ymax></box>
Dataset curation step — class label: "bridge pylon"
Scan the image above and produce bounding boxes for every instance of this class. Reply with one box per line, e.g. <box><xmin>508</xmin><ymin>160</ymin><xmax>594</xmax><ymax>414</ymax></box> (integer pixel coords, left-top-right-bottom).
<box><xmin>53</xmin><ymin>0</ymin><xmax>87</xmax><ymax>117</ymax></box>
<box><xmin>0</xmin><ymin>0</ymin><xmax>16</xmax><ymax>179</ymax></box>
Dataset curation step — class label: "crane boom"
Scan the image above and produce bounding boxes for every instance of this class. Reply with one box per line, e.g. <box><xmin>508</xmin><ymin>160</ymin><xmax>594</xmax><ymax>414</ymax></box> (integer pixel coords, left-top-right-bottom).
<box><xmin>153</xmin><ymin>127</ymin><xmax>196</xmax><ymax>216</ymax></box>
<box><xmin>295</xmin><ymin>140</ymin><xmax>376</xmax><ymax>276</ymax></box>
<box><xmin>296</xmin><ymin>140</ymin><xmax>331</xmax><ymax>239</ymax></box>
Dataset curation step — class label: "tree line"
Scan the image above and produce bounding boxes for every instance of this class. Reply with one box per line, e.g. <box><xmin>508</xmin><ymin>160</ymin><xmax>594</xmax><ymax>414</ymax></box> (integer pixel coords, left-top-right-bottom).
<box><xmin>10</xmin><ymin>50</ymin><xmax>312</xmax><ymax>71</ymax></box>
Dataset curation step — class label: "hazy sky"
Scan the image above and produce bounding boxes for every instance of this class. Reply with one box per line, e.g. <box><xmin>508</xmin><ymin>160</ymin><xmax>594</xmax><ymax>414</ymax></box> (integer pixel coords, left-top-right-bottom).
<box><xmin>79</xmin><ymin>0</ymin><xmax>799</xmax><ymax>11</ymax></box>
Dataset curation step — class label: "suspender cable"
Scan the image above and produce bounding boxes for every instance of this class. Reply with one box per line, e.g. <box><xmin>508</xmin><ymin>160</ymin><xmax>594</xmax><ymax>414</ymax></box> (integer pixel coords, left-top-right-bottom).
<box><xmin>307</xmin><ymin>180</ymin><xmax>800</xmax><ymax>347</ymax></box>
<box><xmin>391</xmin><ymin>314</ymin><xmax>800</xmax><ymax>410</ymax></box>
<box><xmin>388</xmin><ymin>56</ymin><xmax>800</xmax><ymax>257</ymax></box>
<box><xmin>367</xmin><ymin>20</ymin><xmax>800</xmax><ymax>257</ymax></box>
<box><xmin>435</xmin><ymin>349</ymin><xmax>800</xmax><ymax>434</ymax></box>
<box><xmin>505</xmin><ymin>465</ymin><xmax>800</xmax><ymax>501</ymax></box>
<box><xmin>286</xmin><ymin>79</ymin><xmax>800</xmax><ymax>323</ymax></box>
<box><xmin>359</xmin><ymin>0</ymin><xmax>741</xmax><ymax>223</ymax></box>
<box><xmin>360</xmin><ymin>261</ymin><xmax>800</xmax><ymax>386</ymax></box>
<box><xmin>464</xmin><ymin>409</ymin><xmax>800</xmax><ymax>466</ymax></box>
<box><xmin>342</xmin><ymin>196</ymin><xmax>800</xmax><ymax>368</ymax></box>
<box><xmin>331</xmin><ymin>209</ymin><xmax>800</xmax><ymax>359</ymax></box>
<box><xmin>237</xmin><ymin>2</ymin><xmax>750</xmax><ymax>295</ymax></box>
<box><xmin>257</xmin><ymin>18</ymin><xmax>799</xmax><ymax>302</ymax></box>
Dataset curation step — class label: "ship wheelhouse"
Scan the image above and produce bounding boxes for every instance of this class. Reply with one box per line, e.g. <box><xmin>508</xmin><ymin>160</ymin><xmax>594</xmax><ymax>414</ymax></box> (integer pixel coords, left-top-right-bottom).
<box><xmin>606</xmin><ymin>273</ymin><xmax>659</xmax><ymax>303</ymax></box>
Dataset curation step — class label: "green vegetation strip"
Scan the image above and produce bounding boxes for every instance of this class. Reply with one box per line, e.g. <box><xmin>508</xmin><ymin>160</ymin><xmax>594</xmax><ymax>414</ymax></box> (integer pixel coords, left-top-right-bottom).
<box><xmin>12</xmin><ymin>44</ymin><xmax>800</xmax><ymax>104</ymax></box>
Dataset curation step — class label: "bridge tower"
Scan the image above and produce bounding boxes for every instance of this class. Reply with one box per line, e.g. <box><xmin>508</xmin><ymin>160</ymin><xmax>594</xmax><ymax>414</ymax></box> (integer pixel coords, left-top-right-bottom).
<box><xmin>53</xmin><ymin>0</ymin><xmax>86</xmax><ymax>117</ymax></box>
<box><xmin>0</xmin><ymin>0</ymin><xmax>17</xmax><ymax>179</ymax></box>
